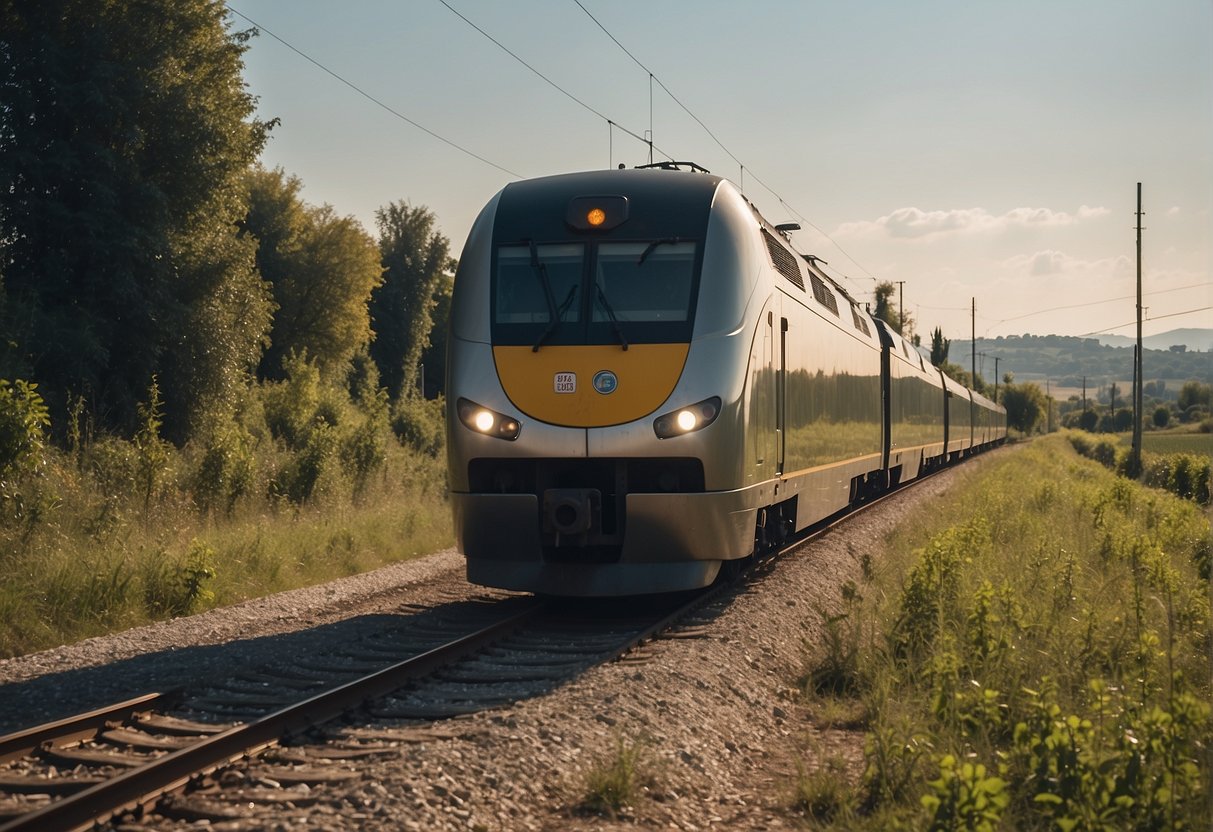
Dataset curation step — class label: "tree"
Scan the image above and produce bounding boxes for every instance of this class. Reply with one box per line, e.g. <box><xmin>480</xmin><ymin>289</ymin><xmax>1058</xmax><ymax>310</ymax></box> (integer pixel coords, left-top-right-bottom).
<box><xmin>0</xmin><ymin>0</ymin><xmax>272</xmax><ymax>440</ymax></box>
<box><xmin>1152</xmin><ymin>405</ymin><xmax>1170</xmax><ymax>429</ymax></box>
<box><xmin>1078</xmin><ymin>408</ymin><xmax>1098</xmax><ymax>432</ymax></box>
<box><xmin>1177</xmin><ymin>381</ymin><xmax>1211</xmax><ymax>411</ymax></box>
<box><xmin>929</xmin><ymin>327</ymin><xmax>950</xmax><ymax>367</ymax></box>
<box><xmin>243</xmin><ymin>168</ymin><xmax>383</xmax><ymax>380</ymax></box>
<box><xmin>369</xmin><ymin>202</ymin><xmax>452</xmax><ymax>399</ymax></box>
<box><xmin>418</xmin><ymin>270</ymin><xmax>455</xmax><ymax>398</ymax></box>
<box><xmin>873</xmin><ymin>281</ymin><xmax>914</xmax><ymax>337</ymax></box>
<box><xmin>1000</xmin><ymin>381</ymin><xmax>1048</xmax><ymax>434</ymax></box>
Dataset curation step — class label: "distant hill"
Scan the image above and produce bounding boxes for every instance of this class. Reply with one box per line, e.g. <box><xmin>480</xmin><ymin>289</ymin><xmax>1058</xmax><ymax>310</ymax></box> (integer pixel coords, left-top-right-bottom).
<box><xmin>951</xmin><ymin>332</ymin><xmax>1211</xmax><ymax>394</ymax></box>
<box><xmin>1095</xmin><ymin>328</ymin><xmax>1213</xmax><ymax>352</ymax></box>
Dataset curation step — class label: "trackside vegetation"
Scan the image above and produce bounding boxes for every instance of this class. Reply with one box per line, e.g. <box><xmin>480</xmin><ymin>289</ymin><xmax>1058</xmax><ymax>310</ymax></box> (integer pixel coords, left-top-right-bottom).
<box><xmin>797</xmin><ymin>436</ymin><xmax>1211</xmax><ymax>830</ymax></box>
<box><xmin>0</xmin><ymin>374</ymin><xmax>450</xmax><ymax>658</ymax></box>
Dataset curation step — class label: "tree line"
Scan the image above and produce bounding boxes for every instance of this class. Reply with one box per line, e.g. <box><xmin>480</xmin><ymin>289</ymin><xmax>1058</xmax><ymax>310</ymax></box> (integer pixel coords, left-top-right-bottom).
<box><xmin>0</xmin><ymin>0</ymin><xmax>452</xmax><ymax>448</ymax></box>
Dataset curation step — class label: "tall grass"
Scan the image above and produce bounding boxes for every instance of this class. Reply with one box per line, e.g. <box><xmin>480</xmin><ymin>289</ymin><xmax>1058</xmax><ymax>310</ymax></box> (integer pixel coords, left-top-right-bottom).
<box><xmin>799</xmin><ymin>435</ymin><xmax>1211</xmax><ymax>829</ymax></box>
<box><xmin>0</xmin><ymin>368</ymin><xmax>453</xmax><ymax>659</ymax></box>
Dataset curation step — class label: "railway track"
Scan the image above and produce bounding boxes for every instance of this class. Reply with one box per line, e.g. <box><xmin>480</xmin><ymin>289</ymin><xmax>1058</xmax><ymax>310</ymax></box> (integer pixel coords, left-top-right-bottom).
<box><xmin>0</xmin><ymin>463</ymin><xmax>955</xmax><ymax>831</ymax></box>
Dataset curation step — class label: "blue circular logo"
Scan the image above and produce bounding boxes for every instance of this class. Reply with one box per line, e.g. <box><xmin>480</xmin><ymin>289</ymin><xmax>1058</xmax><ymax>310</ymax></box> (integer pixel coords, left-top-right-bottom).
<box><xmin>592</xmin><ymin>370</ymin><xmax>618</xmax><ymax>395</ymax></box>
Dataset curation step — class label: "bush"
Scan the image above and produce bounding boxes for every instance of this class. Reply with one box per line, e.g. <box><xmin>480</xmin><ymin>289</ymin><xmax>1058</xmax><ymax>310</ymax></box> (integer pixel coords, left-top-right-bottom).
<box><xmin>192</xmin><ymin>419</ymin><xmax>257</xmax><ymax>517</ymax></box>
<box><xmin>0</xmin><ymin>379</ymin><xmax>50</xmax><ymax>478</ymax></box>
<box><xmin>392</xmin><ymin>396</ymin><xmax>445</xmax><ymax>457</ymax></box>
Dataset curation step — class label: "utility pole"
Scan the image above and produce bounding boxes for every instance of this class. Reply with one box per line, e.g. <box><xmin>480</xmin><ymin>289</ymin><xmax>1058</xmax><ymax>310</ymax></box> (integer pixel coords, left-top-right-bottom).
<box><xmin>971</xmin><ymin>297</ymin><xmax>977</xmax><ymax>389</ymax></box>
<box><xmin>1130</xmin><ymin>182</ymin><xmax>1144</xmax><ymax>473</ymax></box>
<box><xmin>1046</xmin><ymin>378</ymin><xmax>1052</xmax><ymax>433</ymax></box>
<box><xmin>994</xmin><ymin>357</ymin><xmax>1001</xmax><ymax>402</ymax></box>
<box><xmin>895</xmin><ymin>281</ymin><xmax>906</xmax><ymax>334</ymax></box>
<box><xmin>1082</xmin><ymin>376</ymin><xmax>1087</xmax><ymax>413</ymax></box>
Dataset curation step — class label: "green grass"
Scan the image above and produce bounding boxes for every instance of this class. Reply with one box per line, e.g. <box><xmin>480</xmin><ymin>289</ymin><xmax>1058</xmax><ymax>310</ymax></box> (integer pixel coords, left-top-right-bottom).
<box><xmin>578</xmin><ymin>735</ymin><xmax>655</xmax><ymax>817</ymax></box>
<box><xmin>0</xmin><ymin>441</ymin><xmax>452</xmax><ymax>658</ymax></box>
<box><xmin>798</xmin><ymin>435</ymin><xmax>1212</xmax><ymax>830</ymax></box>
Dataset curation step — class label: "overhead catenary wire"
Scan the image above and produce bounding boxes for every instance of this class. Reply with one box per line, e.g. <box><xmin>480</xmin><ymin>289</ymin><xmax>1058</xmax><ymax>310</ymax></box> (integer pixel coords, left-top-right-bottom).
<box><xmin>436</xmin><ymin>0</ymin><xmax>674</xmax><ymax>162</ymax></box>
<box><xmin>982</xmin><ymin>281</ymin><xmax>1213</xmax><ymax>335</ymax></box>
<box><xmin>226</xmin><ymin>6</ymin><xmax>523</xmax><ymax>178</ymax></box>
<box><xmin>1078</xmin><ymin>306</ymin><xmax>1212</xmax><ymax>337</ymax></box>
<box><xmin>571</xmin><ymin>0</ymin><xmax>882</xmax><ymax>290</ymax></box>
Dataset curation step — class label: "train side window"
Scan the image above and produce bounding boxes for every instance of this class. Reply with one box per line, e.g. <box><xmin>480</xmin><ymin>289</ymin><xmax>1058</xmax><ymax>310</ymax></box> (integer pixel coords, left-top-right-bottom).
<box><xmin>495</xmin><ymin>244</ymin><xmax>584</xmax><ymax>324</ymax></box>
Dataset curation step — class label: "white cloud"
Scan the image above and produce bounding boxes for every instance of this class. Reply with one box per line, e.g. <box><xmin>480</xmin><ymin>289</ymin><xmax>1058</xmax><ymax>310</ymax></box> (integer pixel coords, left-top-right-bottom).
<box><xmin>1000</xmin><ymin>250</ymin><xmax>1130</xmax><ymax>278</ymax></box>
<box><xmin>834</xmin><ymin>204</ymin><xmax>1110</xmax><ymax>241</ymax></box>
<box><xmin>1167</xmin><ymin>206</ymin><xmax>1181</xmax><ymax>216</ymax></box>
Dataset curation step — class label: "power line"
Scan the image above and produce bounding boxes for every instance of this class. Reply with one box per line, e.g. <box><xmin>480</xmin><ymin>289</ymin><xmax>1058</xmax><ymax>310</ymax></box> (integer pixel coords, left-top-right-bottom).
<box><xmin>1079</xmin><ymin>306</ymin><xmax>1212</xmax><ymax>337</ymax></box>
<box><xmin>226</xmin><ymin>6</ymin><xmax>524</xmax><ymax>178</ymax></box>
<box><xmin>569</xmin><ymin>0</ymin><xmax>882</xmax><ymax>291</ymax></box>
<box><xmin>436</xmin><ymin>0</ymin><xmax>673</xmax><ymax>161</ymax></box>
<box><xmin>983</xmin><ymin>281</ymin><xmax>1212</xmax><ymax>335</ymax></box>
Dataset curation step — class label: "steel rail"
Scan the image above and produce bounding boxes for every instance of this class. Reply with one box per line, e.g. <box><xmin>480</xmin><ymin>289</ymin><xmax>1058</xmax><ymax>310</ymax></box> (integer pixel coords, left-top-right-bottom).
<box><xmin>0</xmin><ymin>692</ymin><xmax>175</xmax><ymax>766</ymax></box>
<box><xmin>0</xmin><ymin>601</ymin><xmax>543</xmax><ymax>832</ymax></box>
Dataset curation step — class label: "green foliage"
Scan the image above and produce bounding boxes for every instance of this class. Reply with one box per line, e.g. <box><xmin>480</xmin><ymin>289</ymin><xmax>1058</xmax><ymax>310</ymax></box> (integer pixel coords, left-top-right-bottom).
<box><xmin>920</xmin><ymin>754</ymin><xmax>1009</xmax><ymax>832</ymax></box>
<box><xmin>802</xmin><ymin>437</ymin><xmax>1211</xmax><ymax>829</ymax></box>
<box><xmin>0</xmin><ymin>379</ymin><xmax>49</xmax><ymax>480</ymax></box>
<box><xmin>191</xmin><ymin>418</ymin><xmax>256</xmax><ymax>517</ymax></box>
<box><xmin>1000</xmin><ymin>381</ymin><xmax>1048</xmax><ymax>434</ymax></box>
<box><xmin>1152</xmin><ymin>405</ymin><xmax>1171</xmax><ymax>429</ymax></box>
<box><xmin>874</xmin><ymin>281</ymin><xmax>913</xmax><ymax>337</ymax></box>
<box><xmin>391</xmin><ymin>396</ymin><xmax>446</xmax><ymax>457</ymax></box>
<box><xmin>1</xmin><ymin>0</ymin><xmax>272</xmax><ymax>440</ymax></box>
<box><xmin>929</xmin><ymin>327</ymin><xmax>950</xmax><ymax>368</ymax></box>
<box><xmin>1176</xmin><ymin>381</ymin><xmax>1211</xmax><ymax>411</ymax></box>
<box><xmin>144</xmin><ymin>540</ymin><xmax>217</xmax><ymax>617</ymax></box>
<box><xmin>370</xmin><ymin>202</ymin><xmax>453</xmax><ymax>399</ymax></box>
<box><xmin>133</xmin><ymin>378</ymin><xmax>171</xmax><ymax>511</ymax></box>
<box><xmin>580</xmin><ymin>735</ymin><xmax>653</xmax><ymax>816</ymax></box>
<box><xmin>792</xmin><ymin>757</ymin><xmax>855</xmax><ymax>824</ymax></box>
<box><xmin>243</xmin><ymin>167</ymin><xmax>383</xmax><ymax>380</ymax></box>
<box><xmin>1069</xmin><ymin>430</ymin><xmax>1211</xmax><ymax>506</ymax></box>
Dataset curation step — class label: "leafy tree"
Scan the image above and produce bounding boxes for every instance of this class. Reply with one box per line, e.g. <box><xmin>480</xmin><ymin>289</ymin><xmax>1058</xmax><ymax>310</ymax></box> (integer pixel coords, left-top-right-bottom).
<box><xmin>370</xmin><ymin>202</ymin><xmax>452</xmax><ymax>399</ymax></box>
<box><xmin>0</xmin><ymin>0</ymin><xmax>272</xmax><ymax>441</ymax></box>
<box><xmin>929</xmin><ymin>327</ymin><xmax>950</xmax><ymax>367</ymax></box>
<box><xmin>1152</xmin><ymin>405</ymin><xmax>1170</xmax><ymax>429</ymax></box>
<box><xmin>1177</xmin><ymin>381</ymin><xmax>1212</xmax><ymax>411</ymax></box>
<box><xmin>873</xmin><ymin>281</ymin><xmax>914</xmax><ymax>337</ymax></box>
<box><xmin>1078</xmin><ymin>409</ymin><xmax>1098</xmax><ymax>432</ymax></box>
<box><xmin>418</xmin><ymin>271</ymin><xmax>454</xmax><ymax>398</ymax></box>
<box><xmin>1000</xmin><ymin>381</ymin><xmax>1048</xmax><ymax>434</ymax></box>
<box><xmin>243</xmin><ymin>168</ymin><xmax>383</xmax><ymax>380</ymax></box>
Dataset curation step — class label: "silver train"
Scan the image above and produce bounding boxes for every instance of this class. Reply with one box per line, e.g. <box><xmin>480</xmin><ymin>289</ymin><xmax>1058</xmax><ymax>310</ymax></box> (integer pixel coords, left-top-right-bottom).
<box><xmin>445</xmin><ymin>165</ymin><xmax>1006</xmax><ymax>596</ymax></box>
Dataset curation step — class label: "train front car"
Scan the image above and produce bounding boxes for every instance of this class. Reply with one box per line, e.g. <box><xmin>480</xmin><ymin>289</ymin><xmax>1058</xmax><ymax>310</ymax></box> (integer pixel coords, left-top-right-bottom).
<box><xmin>446</xmin><ymin>168</ymin><xmax>768</xmax><ymax>596</ymax></box>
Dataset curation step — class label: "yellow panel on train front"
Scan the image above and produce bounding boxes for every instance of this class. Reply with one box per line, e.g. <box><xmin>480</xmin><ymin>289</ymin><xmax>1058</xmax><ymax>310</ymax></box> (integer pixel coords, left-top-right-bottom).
<box><xmin>493</xmin><ymin>344</ymin><xmax>689</xmax><ymax>428</ymax></box>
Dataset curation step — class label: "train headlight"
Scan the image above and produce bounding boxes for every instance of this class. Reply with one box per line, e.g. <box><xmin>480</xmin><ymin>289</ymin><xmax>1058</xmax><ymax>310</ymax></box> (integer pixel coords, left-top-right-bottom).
<box><xmin>457</xmin><ymin>398</ymin><xmax>521</xmax><ymax>440</ymax></box>
<box><xmin>653</xmin><ymin>397</ymin><xmax>721</xmax><ymax>439</ymax></box>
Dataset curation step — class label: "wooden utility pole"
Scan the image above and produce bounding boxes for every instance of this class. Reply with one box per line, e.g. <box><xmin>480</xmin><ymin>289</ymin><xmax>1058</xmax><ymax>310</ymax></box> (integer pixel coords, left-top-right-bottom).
<box><xmin>896</xmin><ymin>281</ymin><xmax>906</xmax><ymax>333</ymax></box>
<box><xmin>971</xmin><ymin>297</ymin><xmax>977</xmax><ymax>388</ymax></box>
<box><xmin>1082</xmin><ymin>376</ymin><xmax>1087</xmax><ymax>413</ymax></box>
<box><xmin>993</xmin><ymin>357</ymin><xmax>1000</xmax><ymax>402</ymax></box>
<box><xmin>1130</xmin><ymin>183</ymin><xmax>1144</xmax><ymax>472</ymax></box>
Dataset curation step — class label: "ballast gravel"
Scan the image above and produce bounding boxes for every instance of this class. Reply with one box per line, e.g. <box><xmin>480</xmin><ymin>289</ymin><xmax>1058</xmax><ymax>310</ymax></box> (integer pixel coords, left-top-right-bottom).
<box><xmin>0</xmin><ymin>452</ymin><xmax>1003</xmax><ymax>830</ymax></box>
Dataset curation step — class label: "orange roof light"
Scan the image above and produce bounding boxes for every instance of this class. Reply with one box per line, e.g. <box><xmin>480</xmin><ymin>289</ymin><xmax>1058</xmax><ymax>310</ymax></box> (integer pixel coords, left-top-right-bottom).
<box><xmin>586</xmin><ymin>208</ymin><xmax>607</xmax><ymax>227</ymax></box>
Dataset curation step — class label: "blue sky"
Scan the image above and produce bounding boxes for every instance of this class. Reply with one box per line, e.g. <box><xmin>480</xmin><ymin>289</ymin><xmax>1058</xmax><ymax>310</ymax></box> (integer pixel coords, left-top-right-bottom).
<box><xmin>229</xmin><ymin>0</ymin><xmax>1212</xmax><ymax>343</ymax></box>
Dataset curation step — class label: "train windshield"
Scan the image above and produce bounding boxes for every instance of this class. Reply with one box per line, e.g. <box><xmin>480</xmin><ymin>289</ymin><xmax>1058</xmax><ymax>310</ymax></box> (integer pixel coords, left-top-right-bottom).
<box><xmin>594</xmin><ymin>241</ymin><xmax>695</xmax><ymax>323</ymax></box>
<box><xmin>492</xmin><ymin>240</ymin><xmax>699</xmax><ymax>346</ymax></box>
<box><xmin>495</xmin><ymin>244</ymin><xmax>584</xmax><ymax>324</ymax></box>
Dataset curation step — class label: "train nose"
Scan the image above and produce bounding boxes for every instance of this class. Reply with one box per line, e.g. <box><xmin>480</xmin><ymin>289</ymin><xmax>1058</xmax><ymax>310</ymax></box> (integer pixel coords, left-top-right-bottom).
<box><xmin>543</xmin><ymin>488</ymin><xmax>600</xmax><ymax>538</ymax></box>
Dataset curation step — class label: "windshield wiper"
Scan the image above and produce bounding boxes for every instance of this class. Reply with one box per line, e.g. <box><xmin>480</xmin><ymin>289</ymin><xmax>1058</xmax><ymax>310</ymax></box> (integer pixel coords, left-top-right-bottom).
<box><xmin>595</xmin><ymin>285</ymin><xmax>629</xmax><ymax>351</ymax></box>
<box><xmin>637</xmin><ymin>237</ymin><xmax>684</xmax><ymax>266</ymax></box>
<box><xmin>528</xmin><ymin>239</ymin><xmax>562</xmax><ymax>352</ymax></box>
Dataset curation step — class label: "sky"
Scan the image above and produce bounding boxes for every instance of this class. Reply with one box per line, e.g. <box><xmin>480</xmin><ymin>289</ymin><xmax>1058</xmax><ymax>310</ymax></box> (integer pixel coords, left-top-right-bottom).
<box><xmin>228</xmin><ymin>0</ymin><xmax>1212</xmax><ymax>344</ymax></box>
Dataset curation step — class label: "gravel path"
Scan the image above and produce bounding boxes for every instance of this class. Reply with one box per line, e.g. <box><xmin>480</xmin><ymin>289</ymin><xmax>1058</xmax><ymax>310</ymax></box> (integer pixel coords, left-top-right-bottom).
<box><xmin>0</xmin><ymin>453</ymin><xmax>1002</xmax><ymax>829</ymax></box>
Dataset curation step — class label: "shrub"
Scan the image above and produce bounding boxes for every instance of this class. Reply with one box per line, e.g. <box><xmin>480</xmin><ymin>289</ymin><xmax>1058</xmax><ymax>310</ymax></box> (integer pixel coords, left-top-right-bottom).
<box><xmin>0</xmin><ymin>379</ymin><xmax>50</xmax><ymax>479</ymax></box>
<box><xmin>392</xmin><ymin>396</ymin><xmax>445</xmax><ymax>457</ymax></box>
<box><xmin>192</xmin><ymin>419</ymin><xmax>257</xmax><ymax>517</ymax></box>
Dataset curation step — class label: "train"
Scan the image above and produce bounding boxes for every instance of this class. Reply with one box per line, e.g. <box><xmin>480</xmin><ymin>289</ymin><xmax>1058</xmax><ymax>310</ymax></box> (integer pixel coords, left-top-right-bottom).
<box><xmin>445</xmin><ymin>164</ymin><xmax>1006</xmax><ymax>596</ymax></box>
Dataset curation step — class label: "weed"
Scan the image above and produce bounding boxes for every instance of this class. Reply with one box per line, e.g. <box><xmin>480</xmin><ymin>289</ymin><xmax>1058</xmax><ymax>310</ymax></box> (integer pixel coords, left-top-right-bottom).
<box><xmin>579</xmin><ymin>735</ymin><xmax>652</xmax><ymax>817</ymax></box>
